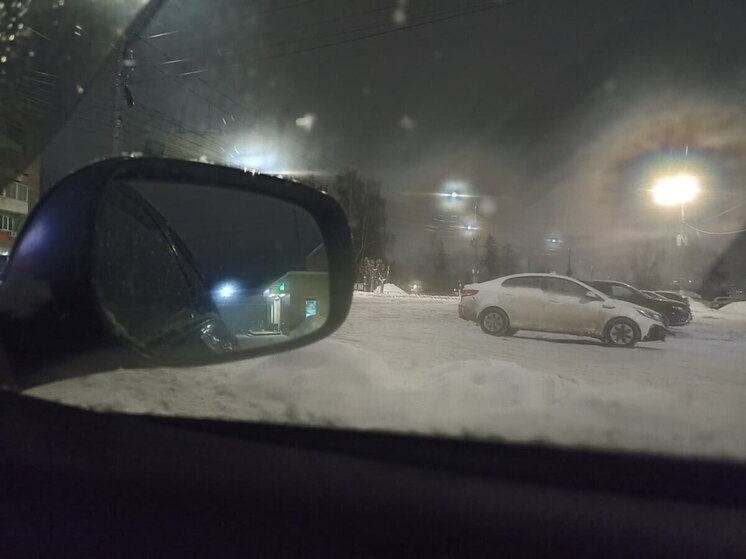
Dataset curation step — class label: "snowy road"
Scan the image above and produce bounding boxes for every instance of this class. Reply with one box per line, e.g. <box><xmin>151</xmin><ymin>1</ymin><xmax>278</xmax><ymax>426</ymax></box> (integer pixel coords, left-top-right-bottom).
<box><xmin>30</xmin><ymin>294</ymin><xmax>746</xmax><ymax>460</ymax></box>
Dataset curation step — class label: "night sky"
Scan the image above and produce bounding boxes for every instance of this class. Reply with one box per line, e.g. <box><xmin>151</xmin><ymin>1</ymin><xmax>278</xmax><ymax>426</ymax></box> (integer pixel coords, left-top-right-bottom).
<box><xmin>29</xmin><ymin>0</ymin><xmax>746</xmax><ymax>283</ymax></box>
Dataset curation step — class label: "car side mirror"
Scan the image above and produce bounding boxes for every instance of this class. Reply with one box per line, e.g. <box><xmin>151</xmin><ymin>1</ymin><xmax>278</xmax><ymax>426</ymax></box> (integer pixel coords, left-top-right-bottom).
<box><xmin>0</xmin><ymin>158</ymin><xmax>353</xmax><ymax>387</ymax></box>
<box><xmin>582</xmin><ymin>290</ymin><xmax>601</xmax><ymax>302</ymax></box>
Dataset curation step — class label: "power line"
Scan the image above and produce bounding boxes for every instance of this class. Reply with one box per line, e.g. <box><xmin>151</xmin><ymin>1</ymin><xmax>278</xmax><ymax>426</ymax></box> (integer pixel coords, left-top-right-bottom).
<box><xmin>71</xmin><ymin>111</ymin><xmax>223</xmax><ymax>160</ymax></box>
<box><xmin>683</xmin><ymin>221</ymin><xmax>746</xmax><ymax>235</ymax></box>
<box><xmin>144</xmin><ymin>1</ymin><xmax>520</xmax><ymax>76</ymax></box>
<box><xmin>260</xmin><ymin>0</ymin><xmax>322</xmax><ymax>15</ymax></box>
<box><xmin>150</xmin><ymin>2</ymin><xmax>394</xmax><ymax>60</ymax></box>
<box><xmin>131</xmin><ymin>33</ymin><xmax>345</xmax><ymax>172</ymax></box>
<box><xmin>697</xmin><ymin>198</ymin><xmax>746</xmax><ymax>221</ymax></box>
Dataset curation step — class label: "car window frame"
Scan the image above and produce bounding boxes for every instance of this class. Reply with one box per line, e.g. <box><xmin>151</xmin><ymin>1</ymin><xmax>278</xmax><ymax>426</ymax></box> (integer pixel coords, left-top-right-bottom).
<box><xmin>610</xmin><ymin>284</ymin><xmax>636</xmax><ymax>299</ymax></box>
<box><xmin>541</xmin><ymin>277</ymin><xmax>589</xmax><ymax>298</ymax></box>
<box><xmin>501</xmin><ymin>276</ymin><xmax>543</xmax><ymax>290</ymax></box>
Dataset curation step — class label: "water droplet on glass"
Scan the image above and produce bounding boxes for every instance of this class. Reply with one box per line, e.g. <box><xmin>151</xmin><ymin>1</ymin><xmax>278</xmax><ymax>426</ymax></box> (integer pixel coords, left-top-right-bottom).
<box><xmin>295</xmin><ymin>113</ymin><xmax>316</xmax><ymax>132</ymax></box>
<box><xmin>399</xmin><ymin>115</ymin><xmax>415</xmax><ymax>131</ymax></box>
<box><xmin>392</xmin><ymin>7</ymin><xmax>407</xmax><ymax>26</ymax></box>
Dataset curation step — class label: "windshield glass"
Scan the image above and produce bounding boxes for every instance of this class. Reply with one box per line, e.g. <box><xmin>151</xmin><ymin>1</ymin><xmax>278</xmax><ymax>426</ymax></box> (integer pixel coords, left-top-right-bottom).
<box><xmin>6</xmin><ymin>0</ymin><xmax>746</xmax><ymax>460</ymax></box>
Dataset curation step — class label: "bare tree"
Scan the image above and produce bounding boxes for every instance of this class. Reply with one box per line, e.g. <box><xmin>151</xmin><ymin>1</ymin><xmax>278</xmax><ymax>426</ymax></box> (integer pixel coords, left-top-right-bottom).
<box><xmin>329</xmin><ymin>171</ymin><xmax>388</xmax><ymax>268</ymax></box>
<box><xmin>359</xmin><ymin>257</ymin><xmax>392</xmax><ymax>292</ymax></box>
<box><xmin>376</xmin><ymin>259</ymin><xmax>391</xmax><ymax>293</ymax></box>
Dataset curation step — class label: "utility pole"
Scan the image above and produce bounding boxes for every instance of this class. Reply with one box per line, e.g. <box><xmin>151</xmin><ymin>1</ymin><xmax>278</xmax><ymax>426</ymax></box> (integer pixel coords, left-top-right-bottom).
<box><xmin>470</xmin><ymin>199</ymin><xmax>480</xmax><ymax>283</ymax></box>
<box><xmin>677</xmin><ymin>202</ymin><xmax>688</xmax><ymax>290</ymax></box>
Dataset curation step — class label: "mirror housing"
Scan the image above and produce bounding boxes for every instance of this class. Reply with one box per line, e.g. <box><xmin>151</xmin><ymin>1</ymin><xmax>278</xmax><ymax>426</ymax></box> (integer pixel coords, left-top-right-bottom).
<box><xmin>0</xmin><ymin>158</ymin><xmax>354</xmax><ymax>388</ymax></box>
<box><xmin>582</xmin><ymin>290</ymin><xmax>602</xmax><ymax>302</ymax></box>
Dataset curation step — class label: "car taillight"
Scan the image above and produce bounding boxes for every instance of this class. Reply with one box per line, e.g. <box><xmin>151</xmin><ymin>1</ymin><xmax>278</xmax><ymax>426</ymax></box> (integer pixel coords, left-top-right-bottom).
<box><xmin>461</xmin><ymin>289</ymin><xmax>479</xmax><ymax>297</ymax></box>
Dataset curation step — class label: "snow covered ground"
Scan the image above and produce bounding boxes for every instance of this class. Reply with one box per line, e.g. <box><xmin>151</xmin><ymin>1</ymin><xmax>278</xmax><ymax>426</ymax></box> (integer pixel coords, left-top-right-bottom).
<box><xmin>29</xmin><ymin>293</ymin><xmax>746</xmax><ymax>460</ymax></box>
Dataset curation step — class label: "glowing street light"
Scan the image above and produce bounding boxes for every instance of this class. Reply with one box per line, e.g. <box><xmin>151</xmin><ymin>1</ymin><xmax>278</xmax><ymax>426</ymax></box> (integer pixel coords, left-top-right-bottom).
<box><xmin>441</xmin><ymin>191</ymin><xmax>463</xmax><ymax>199</ymax></box>
<box><xmin>652</xmin><ymin>173</ymin><xmax>701</xmax><ymax>289</ymax></box>
<box><xmin>652</xmin><ymin>173</ymin><xmax>700</xmax><ymax>207</ymax></box>
<box><xmin>216</xmin><ymin>282</ymin><xmax>237</xmax><ymax>300</ymax></box>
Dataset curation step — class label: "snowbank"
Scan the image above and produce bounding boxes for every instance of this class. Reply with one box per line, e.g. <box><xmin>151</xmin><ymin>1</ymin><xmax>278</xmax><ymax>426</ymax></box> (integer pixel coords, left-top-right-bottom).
<box><xmin>27</xmin><ymin>293</ymin><xmax>746</xmax><ymax>460</ymax></box>
<box><xmin>354</xmin><ymin>283</ymin><xmax>410</xmax><ymax>297</ymax></box>
<box><xmin>718</xmin><ymin>301</ymin><xmax>746</xmax><ymax>315</ymax></box>
<box><xmin>382</xmin><ymin>283</ymin><xmax>408</xmax><ymax>295</ymax></box>
<box><xmin>30</xmin><ymin>336</ymin><xmax>746</xmax><ymax>459</ymax></box>
<box><xmin>688</xmin><ymin>300</ymin><xmax>711</xmax><ymax>314</ymax></box>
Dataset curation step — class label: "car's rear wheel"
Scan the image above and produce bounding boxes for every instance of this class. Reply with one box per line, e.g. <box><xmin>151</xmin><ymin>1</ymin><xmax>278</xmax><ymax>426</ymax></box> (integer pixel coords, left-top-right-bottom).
<box><xmin>479</xmin><ymin>308</ymin><xmax>510</xmax><ymax>336</ymax></box>
<box><xmin>604</xmin><ymin>318</ymin><xmax>640</xmax><ymax>348</ymax></box>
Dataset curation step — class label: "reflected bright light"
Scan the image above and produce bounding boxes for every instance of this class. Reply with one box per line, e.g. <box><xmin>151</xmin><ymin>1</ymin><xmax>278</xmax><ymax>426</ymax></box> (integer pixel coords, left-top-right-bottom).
<box><xmin>652</xmin><ymin>174</ymin><xmax>700</xmax><ymax>206</ymax></box>
<box><xmin>216</xmin><ymin>282</ymin><xmax>237</xmax><ymax>300</ymax></box>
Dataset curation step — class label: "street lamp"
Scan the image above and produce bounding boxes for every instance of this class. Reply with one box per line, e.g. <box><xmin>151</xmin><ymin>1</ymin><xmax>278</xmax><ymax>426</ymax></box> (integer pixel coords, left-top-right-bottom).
<box><xmin>215</xmin><ymin>282</ymin><xmax>237</xmax><ymax>300</ymax></box>
<box><xmin>652</xmin><ymin>173</ymin><xmax>700</xmax><ymax>207</ymax></box>
<box><xmin>651</xmin><ymin>172</ymin><xmax>700</xmax><ymax>236</ymax></box>
<box><xmin>438</xmin><ymin>181</ymin><xmax>489</xmax><ymax>283</ymax></box>
<box><xmin>652</xmin><ymin>173</ymin><xmax>700</xmax><ymax>289</ymax></box>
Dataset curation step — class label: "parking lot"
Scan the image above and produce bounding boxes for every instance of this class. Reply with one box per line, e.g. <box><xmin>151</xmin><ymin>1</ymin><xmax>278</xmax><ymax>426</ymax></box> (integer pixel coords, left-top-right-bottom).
<box><xmin>30</xmin><ymin>292</ymin><xmax>746</xmax><ymax>459</ymax></box>
<box><xmin>340</xmin><ymin>293</ymin><xmax>746</xmax><ymax>386</ymax></box>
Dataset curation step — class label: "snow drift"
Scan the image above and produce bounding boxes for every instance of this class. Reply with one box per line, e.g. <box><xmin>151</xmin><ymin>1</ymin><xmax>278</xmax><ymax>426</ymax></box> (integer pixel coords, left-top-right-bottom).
<box><xmin>28</xmin><ymin>294</ymin><xmax>746</xmax><ymax>460</ymax></box>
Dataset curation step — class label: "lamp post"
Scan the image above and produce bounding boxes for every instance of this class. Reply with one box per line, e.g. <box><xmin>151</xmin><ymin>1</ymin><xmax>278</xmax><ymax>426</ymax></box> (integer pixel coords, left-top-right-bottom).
<box><xmin>652</xmin><ymin>173</ymin><xmax>700</xmax><ymax>289</ymax></box>
<box><xmin>465</xmin><ymin>200</ymin><xmax>481</xmax><ymax>283</ymax></box>
<box><xmin>440</xmin><ymin>184</ymin><xmax>489</xmax><ymax>284</ymax></box>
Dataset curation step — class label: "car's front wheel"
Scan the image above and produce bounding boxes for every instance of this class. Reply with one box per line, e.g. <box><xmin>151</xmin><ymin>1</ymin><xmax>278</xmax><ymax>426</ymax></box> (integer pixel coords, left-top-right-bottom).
<box><xmin>479</xmin><ymin>308</ymin><xmax>510</xmax><ymax>336</ymax></box>
<box><xmin>604</xmin><ymin>318</ymin><xmax>640</xmax><ymax>348</ymax></box>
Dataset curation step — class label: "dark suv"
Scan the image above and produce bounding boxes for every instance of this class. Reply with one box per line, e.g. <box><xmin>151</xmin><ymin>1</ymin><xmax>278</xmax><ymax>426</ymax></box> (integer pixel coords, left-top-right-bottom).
<box><xmin>586</xmin><ymin>280</ymin><xmax>692</xmax><ymax>326</ymax></box>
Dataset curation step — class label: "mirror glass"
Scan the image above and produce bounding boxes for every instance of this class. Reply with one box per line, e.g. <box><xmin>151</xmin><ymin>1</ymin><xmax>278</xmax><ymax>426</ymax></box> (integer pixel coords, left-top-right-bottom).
<box><xmin>92</xmin><ymin>179</ymin><xmax>329</xmax><ymax>358</ymax></box>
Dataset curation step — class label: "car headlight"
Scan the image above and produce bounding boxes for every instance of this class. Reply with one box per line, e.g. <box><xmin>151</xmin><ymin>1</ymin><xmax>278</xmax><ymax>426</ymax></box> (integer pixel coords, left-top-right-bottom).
<box><xmin>636</xmin><ymin>308</ymin><xmax>662</xmax><ymax>322</ymax></box>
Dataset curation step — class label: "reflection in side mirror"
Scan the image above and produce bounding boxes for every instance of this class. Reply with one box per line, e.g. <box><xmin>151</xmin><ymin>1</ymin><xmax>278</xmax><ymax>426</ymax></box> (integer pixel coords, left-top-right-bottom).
<box><xmin>92</xmin><ymin>179</ymin><xmax>330</xmax><ymax>359</ymax></box>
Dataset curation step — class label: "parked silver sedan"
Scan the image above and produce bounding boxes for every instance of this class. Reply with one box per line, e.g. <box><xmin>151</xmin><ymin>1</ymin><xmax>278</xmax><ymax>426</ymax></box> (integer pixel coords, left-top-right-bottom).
<box><xmin>458</xmin><ymin>274</ymin><xmax>669</xmax><ymax>347</ymax></box>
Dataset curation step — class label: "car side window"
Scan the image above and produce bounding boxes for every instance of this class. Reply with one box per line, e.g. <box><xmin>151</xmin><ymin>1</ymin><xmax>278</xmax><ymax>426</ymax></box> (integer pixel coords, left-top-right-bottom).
<box><xmin>502</xmin><ymin>276</ymin><xmax>541</xmax><ymax>289</ymax></box>
<box><xmin>543</xmin><ymin>278</ymin><xmax>588</xmax><ymax>297</ymax></box>
<box><xmin>610</xmin><ymin>285</ymin><xmax>635</xmax><ymax>299</ymax></box>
